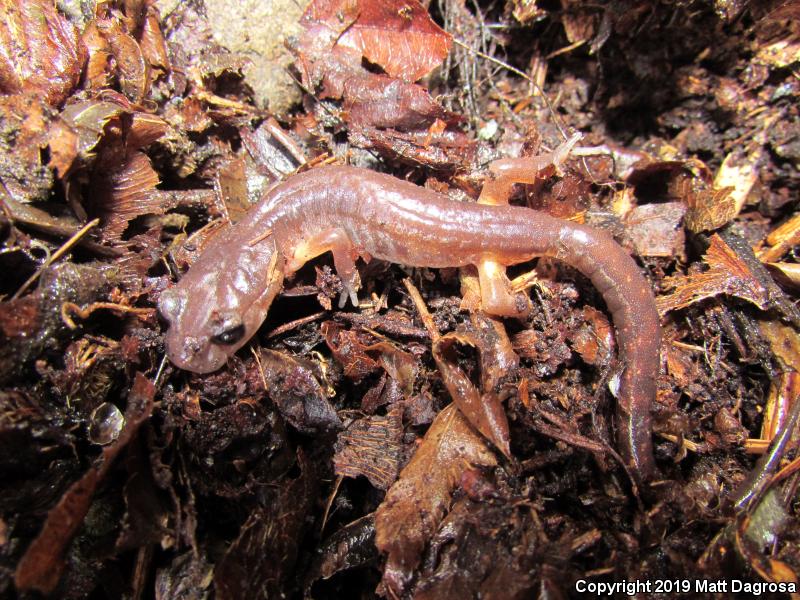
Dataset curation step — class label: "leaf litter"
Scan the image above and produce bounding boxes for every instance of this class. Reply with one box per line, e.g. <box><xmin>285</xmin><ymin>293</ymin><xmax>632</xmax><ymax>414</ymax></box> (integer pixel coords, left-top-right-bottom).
<box><xmin>0</xmin><ymin>0</ymin><xmax>799</xmax><ymax>597</ymax></box>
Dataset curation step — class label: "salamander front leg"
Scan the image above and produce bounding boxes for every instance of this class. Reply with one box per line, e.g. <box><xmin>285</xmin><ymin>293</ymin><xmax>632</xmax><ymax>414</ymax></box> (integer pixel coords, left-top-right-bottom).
<box><xmin>287</xmin><ymin>228</ymin><xmax>361</xmax><ymax>308</ymax></box>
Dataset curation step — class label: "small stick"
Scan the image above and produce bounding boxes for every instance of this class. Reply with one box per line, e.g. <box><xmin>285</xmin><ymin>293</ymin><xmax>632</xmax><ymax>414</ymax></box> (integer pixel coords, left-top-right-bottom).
<box><xmin>12</xmin><ymin>218</ymin><xmax>100</xmax><ymax>300</ymax></box>
<box><xmin>402</xmin><ymin>278</ymin><xmax>440</xmax><ymax>340</ymax></box>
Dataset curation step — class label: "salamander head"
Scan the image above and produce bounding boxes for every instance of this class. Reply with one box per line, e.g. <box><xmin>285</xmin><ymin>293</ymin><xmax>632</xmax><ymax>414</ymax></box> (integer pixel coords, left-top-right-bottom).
<box><xmin>158</xmin><ymin>244</ymin><xmax>284</xmax><ymax>374</ymax></box>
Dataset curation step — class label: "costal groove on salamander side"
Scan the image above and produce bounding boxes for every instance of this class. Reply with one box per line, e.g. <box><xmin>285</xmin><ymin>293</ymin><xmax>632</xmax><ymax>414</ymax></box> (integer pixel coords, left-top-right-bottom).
<box><xmin>160</xmin><ymin>165</ymin><xmax>661</xmax><ymax>480</ymax></box>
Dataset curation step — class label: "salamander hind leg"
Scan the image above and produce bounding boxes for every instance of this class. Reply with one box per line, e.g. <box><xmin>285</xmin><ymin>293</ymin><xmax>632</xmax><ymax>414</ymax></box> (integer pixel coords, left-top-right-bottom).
<box><xmin>288</xmin><ymin>228</ymin><xmax>361</xmax><ymax>308</ymax></box>
<box><xmin>474</xmin><ymin>134</ymin><xmax>583</xmax><ymax>319</ymax></box>
<box><xmin>477</xmin><ymin>258</ymin><xmax>531</xmax><ymax>318</ymax></box>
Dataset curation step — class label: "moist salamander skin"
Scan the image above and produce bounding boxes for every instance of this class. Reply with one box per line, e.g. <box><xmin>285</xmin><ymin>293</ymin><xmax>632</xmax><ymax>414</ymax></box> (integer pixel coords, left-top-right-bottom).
<box><xmin>158</xmin><ymin>164</ymin><xmax>661</xmax><ymax>480</ymax></box>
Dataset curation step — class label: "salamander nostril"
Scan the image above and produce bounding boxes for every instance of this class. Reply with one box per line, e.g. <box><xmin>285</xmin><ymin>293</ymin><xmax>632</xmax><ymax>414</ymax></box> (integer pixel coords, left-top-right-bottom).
<box><xmin>185</xmin><ymin>337</ymin><xmax>202</xmax><ymax>355</ymax></box>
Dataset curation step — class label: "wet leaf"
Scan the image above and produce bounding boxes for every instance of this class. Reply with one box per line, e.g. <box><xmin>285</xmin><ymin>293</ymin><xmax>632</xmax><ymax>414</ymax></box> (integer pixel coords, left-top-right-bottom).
<box><xmin>322</xmin><ymin>322</ymin><xmax>381</xmax><ymax>381</ymax></box>
<box><xmin>306</xmin><ymin>514</ymin><xmax>377</xmax><ymax>588</ymax></box>
<box><xmin>375</xmin><ymin>404</ymin><xmax>497</xmax><ymax>596</ymax></box>
<box><xmin>0</xmin><ymin>0</ymin><xmax>86</xmax><ymax>106</ymax></box>
<box><xmin>82</xmin><ymin>20</ymin><xmax>113</xmax><ymax>91</ymax></box>
<box><xmin>323</xmin><ymin>322</ymin><xmax>419</xmax><ymax>391</ymax></box>
<box><xmin>624</xmin><ymin>201</ymin><xmax>686</xmax><ymax>258</ymax></box>
<box><xmin>433</xmin><ymin>332</ymin><xmax>511</xmax><ymax>458</ymax></box>
<box><xmin>294</xmin><ymin>0</ymin><xmax>458</xmax><ymax>131</ymax></box>
<box><xmin>301</xmin><ymin>0</ymin><xmax>451</xmax><ymax>82</ymax></box>
<box><xmin>684</xmin><ymin>186</ymin><xmax>736</xmax><ymax>233</ymax></box>
<box><xmin>257</xmin><ymin>349</ymin><xmax>342</xmax><ymax>432</ymax></box>
<box><xmin>94</xmin><ymin>151</ymin><xmax>161</xmax><ymax>241</ymax></box>
<box><xmin>0</xmin><ymin>94</ymin><xmax>55</xmax><ymax>203</ymax></box>
<box><xmin>97</xmin><ymin>19</ymin><xmax>149</xmax><ymax>104</ymax></box>
<box><xmin>0</xmin><ymin>263</ymin><xmax>116</xmax><ymax>385</ymax></box>
<box><xmin>569</xmin><ymin>306</ymin><xmax>614</xmax><ymax>366</ymax></box>
<box><xmin>140</xmin><ymin>5</ymin><xmax>170</xmax><ymax>76</ymax></box>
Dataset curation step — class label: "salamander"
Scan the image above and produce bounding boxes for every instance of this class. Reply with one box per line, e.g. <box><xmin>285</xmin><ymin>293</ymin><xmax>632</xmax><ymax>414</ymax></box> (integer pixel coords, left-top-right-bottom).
<box><xmin>158</xmin><ymin>145</ymin><xmax>661</xmax><ymax>479</ymax></box>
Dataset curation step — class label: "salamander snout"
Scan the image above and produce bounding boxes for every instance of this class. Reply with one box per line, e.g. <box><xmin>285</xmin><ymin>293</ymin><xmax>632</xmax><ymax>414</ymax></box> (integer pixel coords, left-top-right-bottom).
<box><xmin>158</xmin><ymin>288</ymin><xmax>185</xmax><ymax>324</ymax></box>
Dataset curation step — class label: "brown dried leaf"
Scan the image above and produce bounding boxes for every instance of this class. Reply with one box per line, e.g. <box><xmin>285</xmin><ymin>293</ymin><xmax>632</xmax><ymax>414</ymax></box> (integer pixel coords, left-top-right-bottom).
<box><xmin>82</xmin><ymin>20</ymin><xmax>113</xmax><ymax>91</ymax></box>
<box><xmin>48</xmin><ymin>100</ymin><xmax>126</xmax><ymax>177</ymax></box>
<box><xmin>758</xmin><ymin>318</ymin><xmax>800</xmax><ymax>374</ymax></box>
<box><xmin>570</xmin><ymin>306</ymin><xmax>614</xmax><ymax>366</ymax></box>
<box><xmin>433</xmin><ymin>332</ymin><xmax>511</xmax><ymax>459</ymax></box>
<box><xmin>214</xmin><ymin>155</ymin><xmax>251</xmax><ymax>224</ymax></box>
<box><xmin>95</xmin><ymin>151</ymin><xmax>161</xmax><ymax>240</ymax></box>
<box><xmin>561</xmin><ymin>0</ymin><xmax>598</xmax><ymax>44</ymax></box>
<box><xmin>681</xmin><ymin>178</ymin><xmax>738</xmax><ymax>233</ymax></box>
<box><xmin>257</xmin><ymin>349</ymin><xmax>342</xmax><ymax>432</ymax></box>
<box><xmin>128</xmin><ymin>112</ymin><xmax>169</xmax><ymax>149</ymax></box>
<box><xmin>333</xmin><ymin>404</ymin><xmax>404</xmax><ymax>489</ymax></box>
<box><xmin>713</xmin><ymin>147</ymin><xmax>762</xmax><ymax>213</ymax></box>
<box><xmin>766</xmin><ymin>262</ymin><xmax>800</xmax><ymax>288</ymax></box>
<box><xmin>468</xmin><ymin>312</ymin><xmax>519</xmax><ymax>393</ymax></box>
<box><xmin>140</xmin><ymin>5</ymin><xmax>170</xmax><ymax>76</ymax></box>
<box><xmin>627</xmin><ymin>158</ymin><xmax>741</xmax><ymax>233</ymax></box>
<box><xmin>657</xmin><ymin>234</ymin><xmax>771</xmax><ymax>315</ymax></box>
<box><xmin>322</xmin><ymin>322</ymin><xmax>381</xmax><ymax>381</ymax></box>
<box><xmin>301</xmin><ymin>0</ymin><xmax>451</xmax><ymax>82</ymax></box>
<box><xmin>0</xmin><ymin>0</ymin><xmax>86</xmax><ymax>106</ymax></box>
<box><xmin>322</xmin><ymin>322</ymin><xmax>419</xmax><ymax>393</ymax></box>
<box><xmin>295</xmin><ymin>4</ymin><xmax>457</xmax><ymax>131</ymax></box>
<box><xmin>624</xmin><ymin>201</ymin><xmax>687</xmax><ymax>258</ymax></box>
<box><xmin>375</xmin><ymin>404</ymin><xmax>497</xmax><ymax>596</ymax></box>
<box><xmin>97</xmin><ymin>19</ymin><xmax>149</xmax><ymax>104</ymax></box>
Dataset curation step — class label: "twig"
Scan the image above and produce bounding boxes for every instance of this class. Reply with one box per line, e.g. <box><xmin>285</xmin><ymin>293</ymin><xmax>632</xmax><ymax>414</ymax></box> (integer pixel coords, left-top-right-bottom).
<box><xmin>402</xmin><ymin>278</ymin><xmax>440</xmax><ymax>340</ymax></box>
<box><xmin>12</xmin><ymin>218</ymin><xmax>100</xmax><ymax>300</ymax></box>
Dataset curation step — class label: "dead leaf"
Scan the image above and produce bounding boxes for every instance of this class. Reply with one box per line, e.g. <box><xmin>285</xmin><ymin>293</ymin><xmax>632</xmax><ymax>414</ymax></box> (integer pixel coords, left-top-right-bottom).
<box><xmin>48</xmin><ymin>100</ymin><xmax>126</xmax><ymax>177</ymax></box>
<box><xmin>0</xmin><ymin>0</ymin><xmax>86</xmax><ymax>106</ymax></box>
<box><xmin>624</xmin><ymin>201</ymin><xmax>687</xmax><ymax>258</ymax></box>
<box><xmin>0</xmin><ymin>94</ymin><xmax>55</xmax><ymax>203</ymax></box>
<box><xmin>375</xmin><ymin>404</ymin><xmax>497</xmax><ymax>596</ymax></box>
<box><xmin>215</xmin><ymin>453</ymin><xmax>317</xmax><ymax>600</ymax></box>
<box><xmin>433</xmin><ymin>332</ymin><xmax>511</xmax><ymax>458</ymax></box>
<box><xmin>758</xmin><ymin>212</ymin><xmax>800</xmax><ymax>263</ymax></box>
<box><xmin>294</xmin><ymin>0</ymin><xmax>458</xmax><ymax>131</ymax></box>
<box><xmin>300</xmin><ymin>0</ymin><xmax>451</xmax><ymax>82</ymax></box>
<box><xmin>569</xmin><ymin>306</ymin><xmax>614</xmax><ymax>366</ymax></box>
<box><xmin>256</xmin><ymin>349</ymin><xmax>342</xmax><ymax>432</ymax></box>
<box><xmin>333</xmin><ymin>404</ymin><xmax>404</xmax><ymax>489</ymax></box>
<box><xmin>82</xmin><ymin>20</ymin><xmax>114</xmax><ymax>91</ymax></box>
<box><xmin>657</xmin><ymin>234</ymin><xmax>771</xmax><ymax>315</ymax></box>
<box><xmin>97</xmin><ymin>19</ymin><xmax>149</xmax><ymax>104</ymax></box>
<box><xmin>94</xmin><ymin>151</ymin><xmax>161</xmax><ymax>240</ymax></box>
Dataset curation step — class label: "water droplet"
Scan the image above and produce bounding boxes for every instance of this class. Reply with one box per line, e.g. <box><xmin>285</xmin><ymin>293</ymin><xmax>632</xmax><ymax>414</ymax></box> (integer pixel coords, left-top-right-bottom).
<box><xmin>88</xmin><ymin>402</ymin><xmax>125</xmax><ymax>445</ymax></box>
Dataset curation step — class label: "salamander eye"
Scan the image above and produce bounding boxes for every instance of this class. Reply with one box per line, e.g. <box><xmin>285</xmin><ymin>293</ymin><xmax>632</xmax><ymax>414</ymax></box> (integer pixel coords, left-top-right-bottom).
<box><xmin>211</xmin><ymin>323</ymin><xmax>246</xmax><ymax>345</ymax></box>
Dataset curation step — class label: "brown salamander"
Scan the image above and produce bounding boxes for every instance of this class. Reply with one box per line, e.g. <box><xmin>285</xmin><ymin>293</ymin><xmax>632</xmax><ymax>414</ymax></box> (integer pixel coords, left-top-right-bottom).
<box><xmin>159</xmin><ymin>146</ymin><xmax>661</xmax><ymax>479</ymax></box>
